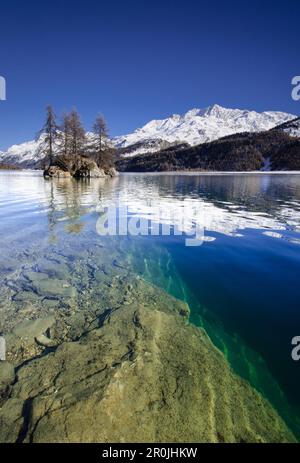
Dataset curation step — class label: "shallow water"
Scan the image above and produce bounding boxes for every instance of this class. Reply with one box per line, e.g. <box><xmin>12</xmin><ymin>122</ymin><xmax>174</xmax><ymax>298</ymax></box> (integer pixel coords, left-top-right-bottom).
<box><xmin>0</xmin><ymin>171</ymin><xmax>300</xmax><ymax>437</ymax></box>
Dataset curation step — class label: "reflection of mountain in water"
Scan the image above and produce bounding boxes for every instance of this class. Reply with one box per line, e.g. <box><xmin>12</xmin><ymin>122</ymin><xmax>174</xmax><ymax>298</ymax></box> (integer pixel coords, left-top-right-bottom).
<box><xmin>5</xmin><ymin>172</ymin><xmax>299</xmax><ymax>236</ymax></box>
<box><xmin>34</xmin><ymin>173</ymin><xmax>300</xmax><ymax>248</ymax></box>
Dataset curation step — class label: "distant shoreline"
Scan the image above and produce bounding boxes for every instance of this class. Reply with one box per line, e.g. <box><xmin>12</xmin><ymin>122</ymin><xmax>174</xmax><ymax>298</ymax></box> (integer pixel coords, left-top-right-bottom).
<box><xmin>0</xmin><ymin>164</ymin><xmax>21</xmax><ymax>171</ymax></box>
<box><xmin>1</xmin><ymin>169</ymin><xmax>300</xmax><ymax>175</ymax></box>
<box><xmin>120</xmin><ymin>170</ymin><xmax>300</xmax><ymax>175</ymax></box>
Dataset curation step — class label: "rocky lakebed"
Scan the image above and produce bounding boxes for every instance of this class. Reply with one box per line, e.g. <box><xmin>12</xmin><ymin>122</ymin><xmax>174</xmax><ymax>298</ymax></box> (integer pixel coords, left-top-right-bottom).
<box><xmin>0</xmin><ymin>233</ymin><xmax>297</xmax><ymax>443</ymax></box>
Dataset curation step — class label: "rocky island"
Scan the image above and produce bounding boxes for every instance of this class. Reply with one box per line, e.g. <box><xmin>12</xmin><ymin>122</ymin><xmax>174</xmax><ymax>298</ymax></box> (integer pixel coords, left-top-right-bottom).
<box><xmin>36</xmin><ymin>106</ymin><xmax>118</xmax><ymax>179</ymax></box>
<box><xmin>44</xmin><ymin>156</ymin><xmax>118</xmax><ymax>179</ymax></box>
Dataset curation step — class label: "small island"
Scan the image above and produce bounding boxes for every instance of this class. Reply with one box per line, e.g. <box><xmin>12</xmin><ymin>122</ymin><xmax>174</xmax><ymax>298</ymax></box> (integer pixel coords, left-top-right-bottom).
<box><xmin>39</xmin><ymin>106</ymin><xmax>118</xmax><ymax>179</ymax></box>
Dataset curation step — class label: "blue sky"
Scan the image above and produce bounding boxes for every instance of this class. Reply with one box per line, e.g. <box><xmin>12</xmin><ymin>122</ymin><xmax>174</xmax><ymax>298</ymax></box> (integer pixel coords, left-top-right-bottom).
<box><xmin>0</xmin><ymin>0</ymin><xmax>300</xmax><ymax>150</ymax></box>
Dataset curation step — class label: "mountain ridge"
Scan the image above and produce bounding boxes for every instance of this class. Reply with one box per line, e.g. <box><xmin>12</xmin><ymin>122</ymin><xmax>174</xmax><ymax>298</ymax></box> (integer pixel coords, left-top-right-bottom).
<box><xmin>113</xmin><ymin>104</ymin><xmax>297</xmax><ymax>151</ymax></box>
<box><xmin>0</xmin><ymin>105</ymin><xmax>298</xmax><ymax>168</ymax></box>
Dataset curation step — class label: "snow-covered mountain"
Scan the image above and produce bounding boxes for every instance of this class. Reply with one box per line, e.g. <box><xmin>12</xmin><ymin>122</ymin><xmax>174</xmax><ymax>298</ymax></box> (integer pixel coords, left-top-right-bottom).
<box><xmin>116</xmin><ymin>138</ymin><xmax>182</xmax><ymax>158</ymax></box>
<box><xmin>0</xmin><ymin>137</ymin><xmax>47</xmax><ymax>168</ymax></box>
<box><xmin>0</xmin><ymin>105</ymin><xmax>297</xmax><ymax>167</ymax></box>
<box><xmin>113</xmin><ymin>105</ymin><xmax>296</xmax><ymax>152</ymax></box>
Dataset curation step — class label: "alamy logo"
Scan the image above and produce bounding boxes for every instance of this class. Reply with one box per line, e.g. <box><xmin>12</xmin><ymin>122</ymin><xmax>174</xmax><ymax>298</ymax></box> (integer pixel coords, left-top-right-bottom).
<box><xmin>0</xmin><ymin>76</ymin><xmax>6</xmax><ymax>101</ymax></box>
<box><xmin>292</xmin><ymin>76</ymin><xmax>300</xmax><ymax>101</ymax></box>
<box><xmin>96</xmin><ymin>203</ymin><xmax>205</xmax><ymax>247</ymax></box>
<box><xmin>291</xmin><ymin>336</ymin><xmax>300</xmax><ymax>361</ymax></box>
<box><xmin>0</xmin><ymin>336</ymin><xmax>6</xmax><ymax>361</ymax></box>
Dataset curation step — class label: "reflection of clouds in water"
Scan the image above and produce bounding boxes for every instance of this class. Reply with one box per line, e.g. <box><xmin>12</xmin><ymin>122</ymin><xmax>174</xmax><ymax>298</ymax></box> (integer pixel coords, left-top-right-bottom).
<box><xmin>289</xmin><ymin>238</ymin><xmax>300</xmax><ymax>245</ymax></box>
<box><xmin>263</xmin><ymin>231</ymin><xmax>283</xmax><ymax>239</ymax></box>
<box><xmin>262</xmin><ymin>231</ymin><xmax>300</xmax><ymax>245</ymax></box>
<box><xmin>103</xmin><ymin>188</ymin><xmax>300</xmax><ymax>241</ymax></box>
<box><xmin>1</xmin><ymin>172</ymin><xmax>300</xmax><ymax>243</ymax></box>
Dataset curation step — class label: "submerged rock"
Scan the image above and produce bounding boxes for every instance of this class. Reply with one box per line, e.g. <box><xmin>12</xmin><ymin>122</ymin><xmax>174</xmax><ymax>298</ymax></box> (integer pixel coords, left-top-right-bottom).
<box><xmin>3</xmin><ymin>316</ymin><xmax>57</xmax><ymax>366</ymax></box>
<box><xmin>0</xmin><ymin>362</ymin><xmax>15</xmax><ymax>388</ymax></box>
<box><xmin>23</xmin><ymin>271</ymin><xmax>48</xmax><ymax>282</ymax></box>
<box><xmin>36</xmin><ymin>261</ymin><xmax>70</xmax><ymax>280</ymax></box>
<box><xmin>0</xmin><ymin>258</ymin><xmax>19</xmax><ymax>274</ymax></box>
<box><xmin>13</xmin><ymin>291</ymin><xmax>41</xmax><ymax>303</ymax></box>
<box><xmin>12</xmin><ymin>316</ymin><xmax>56</xmax><ymax>341</ymax></box>
<box><xmin>31</xmin><ymin>279</ymin><xmax>77</xmax><ymax>299</ymax></box>
<box><xmin>42</xmin><ymin>299</ymin><xmax>60</xmax><ymax>309</ymax></box>
<box><xmin>0</xmin><ymin>278</ymin><xmax>296</xmax><ymax>443</ymax></box>
<box><xmin>35</xmin><ymin>334</ymin><xmax>57</xmax><ymax>348</ymax></box>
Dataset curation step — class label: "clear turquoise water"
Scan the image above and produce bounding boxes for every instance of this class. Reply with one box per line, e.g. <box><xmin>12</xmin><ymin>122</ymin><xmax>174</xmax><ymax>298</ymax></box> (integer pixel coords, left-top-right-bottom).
<box><xmin>1</xmin><ymin>171</ymin><xmax>300</xmax><ymax>437</ymax></box>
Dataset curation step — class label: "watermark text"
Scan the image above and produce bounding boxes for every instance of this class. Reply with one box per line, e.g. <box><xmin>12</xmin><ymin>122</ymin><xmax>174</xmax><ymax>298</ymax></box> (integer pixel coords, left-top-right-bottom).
<box><xmin>96</xmin><ymin>204</ymin><xmax>205</xmax><ymax>247</ymax></box>
<box><xmin>0</xmin><ymin>76</ymin><xmax>6</xmax><ymax>101</ymax></box>
<box><xmin>291</xmin><ymin>336</ymin><xmax>300</xmax><ymax>361</ymax></box>
<box><xmin>292</xmin><ymin>76</ymin><xmax>300</xmax><ymax>101</ymax></box>
<box><xmin>0</xmin><ymin>336</ymin><xmax>6</xmax><ymax>361</ymax></box>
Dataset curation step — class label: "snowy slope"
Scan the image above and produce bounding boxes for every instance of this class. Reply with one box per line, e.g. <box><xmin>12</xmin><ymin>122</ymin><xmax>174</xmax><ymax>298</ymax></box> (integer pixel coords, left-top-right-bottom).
<box><xmin>0</xmin><ymin>104</ymin><xmax>297</xmax><ymax>167</ymax></box>
<box><xmin>0</xmin><ymin>137</ymin><xmax>47</xmax><ymax>168</ymax></box>
<box><xmin>113</xmin><ymin>105</ymin><xmax>296</xmax><ymax>151</ymax></box>
<box><xmin>272</xmin><ymin>117</ymin><xmax>300</xmax><ymax>138</ymax></box>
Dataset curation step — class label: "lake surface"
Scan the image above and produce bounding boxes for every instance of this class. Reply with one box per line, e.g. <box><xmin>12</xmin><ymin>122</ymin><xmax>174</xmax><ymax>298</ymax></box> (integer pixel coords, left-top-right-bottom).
<box><xmin>0</xmin><ymin>171</ymin><xmax>300</xmax><ymax>437</ymax></box>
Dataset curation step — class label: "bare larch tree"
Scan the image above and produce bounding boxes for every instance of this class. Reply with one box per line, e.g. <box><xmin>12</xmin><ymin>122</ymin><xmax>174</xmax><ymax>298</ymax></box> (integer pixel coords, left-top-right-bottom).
<box><xmin>60</xmin><ymin>112</ymin><xmax>72</xmax><ymax>157</ymax></box>
<box><xmin>92</xmin><ymin>115</ymin><xmax>115</xmax><ymax>169</ymax></box>
<box><xmin>39</xmin><ymin>105</ymin><xmax>59</xmax><ymax>167</ymax></box>
<box><xmin>68</xmin><ymin>108</ymin><xmax>86</xmax><ymax>170</ymax></box>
